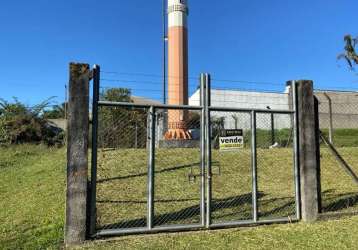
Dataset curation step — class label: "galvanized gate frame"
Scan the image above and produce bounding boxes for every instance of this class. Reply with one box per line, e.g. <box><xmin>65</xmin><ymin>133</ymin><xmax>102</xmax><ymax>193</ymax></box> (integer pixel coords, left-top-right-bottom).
<box><xmin>89</xmin><ymin>66</ymin><xmax>301</xmax><ymax>237</ymax></box>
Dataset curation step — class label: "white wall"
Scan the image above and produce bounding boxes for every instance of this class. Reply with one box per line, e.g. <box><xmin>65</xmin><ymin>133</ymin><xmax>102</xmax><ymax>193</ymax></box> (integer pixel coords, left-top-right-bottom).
<box><xmin>189</xmin><ymin>89</ymin><xmax>292</xmax><ymax>129</ymax></box>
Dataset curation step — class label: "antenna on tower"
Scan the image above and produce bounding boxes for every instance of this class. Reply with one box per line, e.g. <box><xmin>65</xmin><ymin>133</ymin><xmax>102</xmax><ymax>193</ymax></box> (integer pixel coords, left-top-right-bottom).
<box><xmin>163</xmin><ymin>0</ymin><xmax>168</xmax><ymax>104</ymax></box>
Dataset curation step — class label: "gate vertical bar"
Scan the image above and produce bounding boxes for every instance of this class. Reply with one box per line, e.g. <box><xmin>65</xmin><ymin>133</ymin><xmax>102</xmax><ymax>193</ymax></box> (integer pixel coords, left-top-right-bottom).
<box><xmin>292</xmin><ymin>81</ymin><xmax>302</xmax><ymax>220</ymax></box>
<box><xmin>270</xmin><ymin>113</ymin><xmax>275</xmax><ymax>146</ymax></box>
<box><xmin>251</xmin><ymin>110</ymin><xmax>258</xmax><ymax>222</ymax></box>
<box><xmin>200</xmin><ymin>74</ymin><xmax>206</xmax><ymax>227</ymax></box>
<box><xmin>90</xmin><ymin>64</ymin><xmax>100</xmax><ymax>236</ymax></box>
<box><xmin>147</xmin><ymin>106</ymin><xmax>156</xmax><ymax>229</ymax></box>
<box><xmin>205</xmin><ymin>73</ymin><xmax>212</xmax><ymax>228</ymax></box>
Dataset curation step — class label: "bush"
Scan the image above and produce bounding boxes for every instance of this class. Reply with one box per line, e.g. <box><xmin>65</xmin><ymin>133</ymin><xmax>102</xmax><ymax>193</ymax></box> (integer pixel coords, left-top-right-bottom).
<box><xmin>0</xmin><ymin>98</ymin><xmax>64</xmax><ymax>146</ymax></box>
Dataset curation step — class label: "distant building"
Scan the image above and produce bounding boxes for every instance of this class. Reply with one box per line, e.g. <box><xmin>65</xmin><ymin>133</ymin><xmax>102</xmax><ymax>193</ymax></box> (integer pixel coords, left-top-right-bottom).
<box><xmin>315</xmin><ymin>90</ymin><xmax>358</xmax><ymax>129</ymax></box>
<box><xmin>47</xmin><ymin>119</ymin><xmax>67</xmax><ymax>131</ymax></box>
<box><xmin>189</xmin><ymin>87</ymin><xmax>292</xmax><ymax>130</ymax></box>
<box><xmin>189</xmin><ymin>86</ymin><xmax>358</xmax><ymax>130</ymax></box>
<box><xmin>131</xmin><ymin>96</ymin><xmax>162</xmax><ymax>106</ymax></box>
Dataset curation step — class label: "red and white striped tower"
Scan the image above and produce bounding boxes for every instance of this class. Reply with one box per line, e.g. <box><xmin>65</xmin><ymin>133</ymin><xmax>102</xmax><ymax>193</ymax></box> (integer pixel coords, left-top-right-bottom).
<box><xmin>165</xmin><ymin>0</ymin><xmax>191</xmax><ymax>140</ymax></box>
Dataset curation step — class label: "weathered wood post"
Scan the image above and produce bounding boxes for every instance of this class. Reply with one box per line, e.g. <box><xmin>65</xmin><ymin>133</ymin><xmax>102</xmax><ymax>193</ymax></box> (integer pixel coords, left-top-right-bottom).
<box><xmin>65</xmin><ymin>62</ymin><xmax>91</xmax><ymax>245</ymax></box>
<box><xmin>296</xmin><ymin>80</ymin><xmax>320</xmax><ymax>222</ymax></box>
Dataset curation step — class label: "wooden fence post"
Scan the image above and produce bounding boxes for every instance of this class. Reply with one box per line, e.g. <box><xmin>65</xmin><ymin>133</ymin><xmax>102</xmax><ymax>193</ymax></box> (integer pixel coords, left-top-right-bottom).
<box><xmin>296</xmin><ymin>80</ymin><xmax>320</xmax><ymax>222</ymax></box>
<box><xmin>65</xmin><ymin>62</ymin><xmax>91</xmax><ymax>245</ymax></box>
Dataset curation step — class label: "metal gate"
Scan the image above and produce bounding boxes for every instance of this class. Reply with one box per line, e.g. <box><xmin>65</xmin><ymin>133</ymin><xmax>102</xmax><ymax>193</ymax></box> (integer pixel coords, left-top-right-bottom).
<box><xmin>89</xmin><ymin>68</ymin><xmax>301</xmax><ymax>237</ymax></box>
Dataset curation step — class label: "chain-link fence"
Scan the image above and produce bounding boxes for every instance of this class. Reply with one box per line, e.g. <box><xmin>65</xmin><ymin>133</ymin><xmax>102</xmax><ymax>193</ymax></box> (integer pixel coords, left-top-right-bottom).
<box><xmin>210</xmin><ymin>111</ymin><xmax>253</xmax><ymax>223</ymax></box>
<box><xmin>256</xmin><ymin>113</ymin><xmax>296</xmax><ymax>220</ymax></box>
<box><xmin>316</xmin><ymin>91</ymin><xmax>358</xmax><ymax>214</ymax></box>
<box><xmin>208</xmin><ymin>109</ymin><xmax>298</xmax><ymax>225</ymax></box>
<box><xmin>94</xmin><ymin>105</ymin><xmax>205</xmax><ymax>232</ymax></box>
<box><xmin>96</xmin><ymin>105</ymin><xmax>149</xmax><ymax>230</ymax></box>
<box><xmin>153</xmin><ymin>108</ymin><xmax>203</xmax><ymax>227</ymax></box>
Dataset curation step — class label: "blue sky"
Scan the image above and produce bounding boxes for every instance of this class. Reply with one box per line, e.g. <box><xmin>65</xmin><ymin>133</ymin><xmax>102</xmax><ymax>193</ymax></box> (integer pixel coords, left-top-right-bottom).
<box><xmin>0</xmin><ymin>0</ymin><xmax>357</xmax><ymax>105</ymax></box>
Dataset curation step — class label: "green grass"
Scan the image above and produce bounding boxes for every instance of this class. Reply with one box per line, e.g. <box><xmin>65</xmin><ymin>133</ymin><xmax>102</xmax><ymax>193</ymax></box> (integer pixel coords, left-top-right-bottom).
<box><xmin>0</xmin><ymin>145</ymin><xmax>357</xmax><ymax>249</ymax></box>
<box><xmin>321</xmin><ymin>128</ymin><xmax>358</xmax><ymax>147</ymax></box>
<box><xmin>96</xmin><ymin>146</ymin><xmax>358</xmax><ymax>229</ymax></box>
<box><xmin>79</xmin><ymin>216</ymin><xmax>358</xmax><ymax>250</ymax></box>
<box><xmin>96</xmin><ymin>147</ymin><xmax>296</xmax><ymax>229</ymax></box>
<box><xmin>0</xmin><ymin>145</ymin><xmax>66</xmax><ymax>249</ymax></box>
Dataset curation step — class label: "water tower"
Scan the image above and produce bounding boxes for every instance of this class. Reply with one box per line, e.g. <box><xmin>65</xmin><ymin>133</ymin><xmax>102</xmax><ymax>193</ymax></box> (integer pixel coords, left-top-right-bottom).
<box><xmin>164</xmin><ymin>0</ymin><xmax>191</xmax><ymax>140</ymax></box>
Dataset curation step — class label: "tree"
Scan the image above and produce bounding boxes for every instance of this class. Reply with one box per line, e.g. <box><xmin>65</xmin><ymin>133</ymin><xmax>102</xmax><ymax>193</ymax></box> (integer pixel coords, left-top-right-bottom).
<box><xmin>187</xmin><ymin>111</ymin><xmax>201</xmax><ymax>129</ymax></box>
<box><xmin>98</xmin><ymin>88</ymin><xmax>147</xmax><ymax>149</ymax></box>
<box><xmin>338</xmin><ymin>34</ymin><xmax>358</xmax><ymax>70</ymax></box>
<box><xmin>100</xmin><ymin>88</ymin><xmax>132</xmax><ymax>102</ymax></box>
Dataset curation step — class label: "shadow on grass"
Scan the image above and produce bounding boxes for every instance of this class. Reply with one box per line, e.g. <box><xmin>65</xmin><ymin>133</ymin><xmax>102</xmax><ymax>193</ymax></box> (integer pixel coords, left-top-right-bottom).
<box><xmin>98</xmin><ymin>193</ymin><xmax>302</xmax><ymax>230</ymax></box>
<box><xmin>97</xmin><ymin>161</ymin><xmax>212</xmax><ymax>183</ymax></box>
<box><xmin>100</xmin><ymin>193</ymin><xmax>358</xmax><ymax>230</ymax></box>
<box><xmin>321</xmin><ymin>190</ymin><xmax>358</xmax><ymax>213</ymax></box>
<box><xmin>97</xmin><ymin>198</ymin><xmax>199</xmax><ymax>204</ymax></box>
<box><xmin>259</xmin><ymin>197</ymin><xmax>296</xmax><ymax>218</ymax></box>
<box><xmin>98</xmin><ymin>193</ymin><xmax>263</xmax><ymax>229</ymax></box>
<box><xmin>213</xmin><ymin>195</ymin><xmax>296</xmax><ymax>221</ymax></box>
<box><xmin>96</xmin><ymin>188</ymin><xmax>358</xmax><ymax>230</ymax></box>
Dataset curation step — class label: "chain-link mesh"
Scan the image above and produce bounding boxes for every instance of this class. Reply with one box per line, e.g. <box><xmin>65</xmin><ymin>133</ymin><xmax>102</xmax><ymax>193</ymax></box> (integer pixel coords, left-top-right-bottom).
<box><xmin>96</xmin><ymin>106</ymin><xmax>149</xmax><ymax>230</ymax></box>
<box><xmin>154</xmin><ymin>109</ymin><xmax>202</xmax><ymax>226</ymax></box>
<box><xmin>316</xmin><ymin>92</ymin><xmax>358</xmax><ymax>214</ymax></box>
<box><xmin>91</xmin><ymin>85</ymin><xmax>301</xmax><ymax>233</ymax></box>
<box><xmin>210</xmin><ymin>111</ymin><xmax>253</xmax><ymax>223</ymax></box>
<box><xmin>256</xmin><ymin>113</ymin><xmax>296</xmax><ymax>219</ymax></box>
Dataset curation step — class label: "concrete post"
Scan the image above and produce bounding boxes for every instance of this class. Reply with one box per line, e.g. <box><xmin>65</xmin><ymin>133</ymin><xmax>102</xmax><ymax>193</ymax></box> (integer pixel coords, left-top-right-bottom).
<box><xmin>65</xmin><ymin>63</ymin><xmax>91</xmax><ymax>245</ymax></box>
<box><xmin>314</xmin><ymin>96</ymin><xmax>322</xmax><ymax>213</ymax></box>
<box><xmin>323</xmin><ymin>92</ymin><xmax>333</xmax><ymax>144</ymax></box>
<box><xmin>296</xmin><ymin>80</ymin><xmax>320</xmax><ymax>222</ymax></box>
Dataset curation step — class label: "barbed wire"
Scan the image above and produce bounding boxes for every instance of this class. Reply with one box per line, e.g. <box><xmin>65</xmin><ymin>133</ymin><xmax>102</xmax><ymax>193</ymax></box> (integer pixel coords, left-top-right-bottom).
<box><xmin>315</xmin><ymin>88</ymin><xmax>358</xmax><ymax>93</ymax></box>
<box><xmin>102</xmin><ymin>70</ymin><xmax>358</xmax><ymax>89</ymax></box>
<box><xmin>102</xmin><ymin>71</ymin><xmax>285</xmax><ymax>87</ymax></box>
<box><xmin>101</xmin><ymin>71</ymin><xmax>199</xmax><ymax>81</ymax></box>
<box><xmin>100</xmin><ymin>87</ymin><xmax>197</xmax><ymax>94</ymax></box>
<box><xmin>101</xmin><ymin>78</ymin><xmax>199</xmax><ymax>88</ymax></box>
<box><xmin>211</xmin><ymin>86</ymin><xmax>286</xmax><ymax>94</ymax></box>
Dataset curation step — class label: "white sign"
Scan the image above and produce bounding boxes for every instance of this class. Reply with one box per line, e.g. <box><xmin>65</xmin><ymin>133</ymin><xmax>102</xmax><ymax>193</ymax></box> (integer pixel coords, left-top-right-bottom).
<box><xmin>219</xmin><ymin>130</ymin><xmax>244</xmax><ymax>151</ymax></box>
